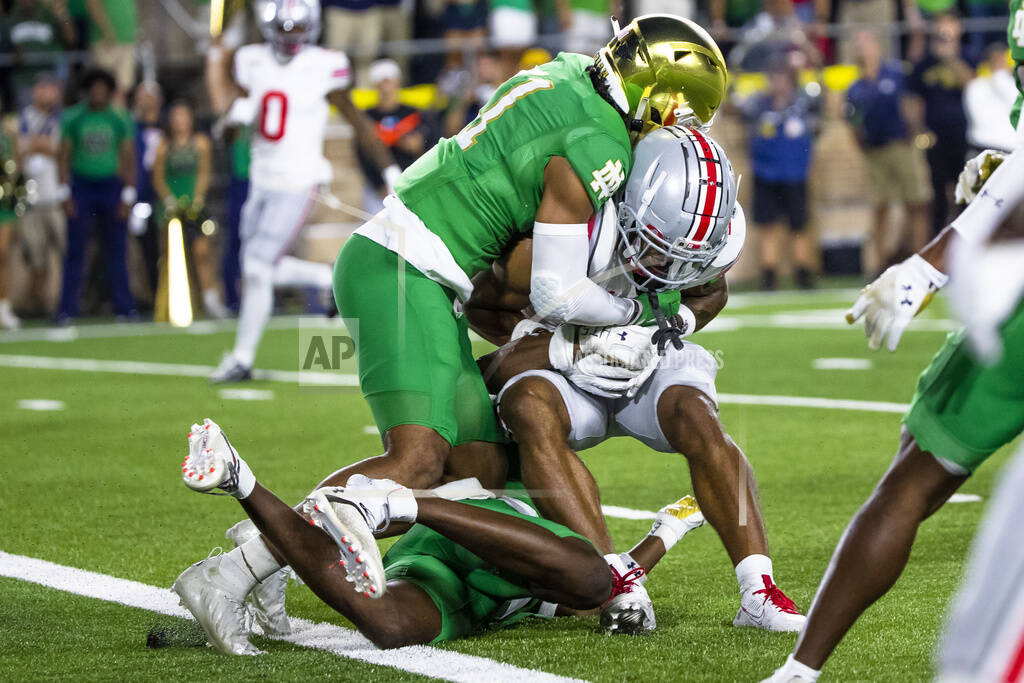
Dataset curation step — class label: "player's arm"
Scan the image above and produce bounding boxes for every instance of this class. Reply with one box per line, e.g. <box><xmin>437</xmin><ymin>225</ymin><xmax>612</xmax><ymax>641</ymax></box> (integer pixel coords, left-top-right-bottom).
<box><xmin>681</xmin><ymin>276</ymin><xmax>728</xmax><ymax>332</ymax></box>
<box><xmin>194</xmin><ymin>134</ymin><xmax>212</xmax><ymax>206</ymax></box>
<box><xmin>530</xmin><ymin>156</ymin><xmax>640</xmax><ymax>327</ymax></box>
<box><xmin>327</xmin><ymin>88</ymin><xmax>401</xmax><ymax>192</ymax></box>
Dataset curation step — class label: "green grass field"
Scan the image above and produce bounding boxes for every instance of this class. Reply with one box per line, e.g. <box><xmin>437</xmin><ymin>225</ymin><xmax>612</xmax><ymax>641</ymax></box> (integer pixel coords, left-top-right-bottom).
<box><xmin>0</xmin><ymin>288</ymin><xmax>1014</xmax><ymax>682</ymax></box>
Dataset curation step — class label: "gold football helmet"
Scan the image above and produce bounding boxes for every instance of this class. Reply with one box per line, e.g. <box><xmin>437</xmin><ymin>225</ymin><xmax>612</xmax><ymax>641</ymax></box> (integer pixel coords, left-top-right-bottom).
<box><xmin>595</xmin><ymin>14</ymin><xmax>727</xmax><ymax>141</ymax></box>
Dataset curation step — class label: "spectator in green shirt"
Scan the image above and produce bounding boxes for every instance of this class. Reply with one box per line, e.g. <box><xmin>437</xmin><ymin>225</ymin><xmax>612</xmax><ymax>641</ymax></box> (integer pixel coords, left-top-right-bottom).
<box><xmin>85</xmin><ymin>0</ymin><xmax>137</xmax><ymax>95</ymax></box>
<box><xmin>57</xmin><ymin>68</ymin><xmax>137</xmax><ymax>322</ymax></box>
<box><xmin>0</xmin><ymin>0</ymin><xmax>76</xmax><ymax>109</ymax></box>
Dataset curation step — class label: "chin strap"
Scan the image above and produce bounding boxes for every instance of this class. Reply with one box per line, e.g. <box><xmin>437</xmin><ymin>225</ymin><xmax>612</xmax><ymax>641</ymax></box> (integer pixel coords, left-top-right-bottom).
<box><xmin>647</xmin><ymin>291</ymin><xmax>684</xmax><ymax>355</ymax></box>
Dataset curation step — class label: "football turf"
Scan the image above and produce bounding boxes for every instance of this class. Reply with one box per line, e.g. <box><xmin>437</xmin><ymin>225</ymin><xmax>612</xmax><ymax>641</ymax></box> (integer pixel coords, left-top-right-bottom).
<box><xmin>1</xmin><ymin>288</ymin><xmax>1014</xmax><ymax>681</ymax></box>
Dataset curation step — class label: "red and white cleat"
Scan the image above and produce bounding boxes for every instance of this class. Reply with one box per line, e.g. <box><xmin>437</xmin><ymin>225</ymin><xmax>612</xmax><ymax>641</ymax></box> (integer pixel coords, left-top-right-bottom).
<box><xmin>600</xmin><ymin>561</ymin><xmax>655</xmax><ymax>635</ymax></box>
<box><xmin>734</xmin><ymin>575</ymin><xmax>806</xmax><ymax>632</ymax></box>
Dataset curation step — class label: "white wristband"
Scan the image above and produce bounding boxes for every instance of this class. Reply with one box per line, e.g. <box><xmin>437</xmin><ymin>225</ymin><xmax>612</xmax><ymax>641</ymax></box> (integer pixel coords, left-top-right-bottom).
<box><xmin>548</xmin><ymin>325</ymin><xmax>576</xmax><ymax>371</ymax></box>
<box><xmin>56</xmin><ymin>184</ymin><xmax>70</xmax><ymax>202</ymax></box>
<box><xmin>909</xmin><ymin>253</ymin><xmax>949</xmax><ymax>289</ymax></box>
<box><xmin>652</xmin><ymin>524</ymin><xmax>681</xmax><ymax>552</ymax></box>
<box><xmin>673</xmin><ymin>304</ymin><xmax>697</xmax><ymax>337</ymax></box>
<box><xmin>121</xmin><ymin>186</ymin><xmax>137</xmax><ymax>205</ymax></box>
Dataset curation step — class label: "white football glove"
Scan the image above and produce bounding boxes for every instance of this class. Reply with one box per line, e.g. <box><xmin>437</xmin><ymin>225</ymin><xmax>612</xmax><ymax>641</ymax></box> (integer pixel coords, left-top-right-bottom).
<box><xmin>949</xmin><ymin>237</ymin><xmax>1024</xmax><ymax>364</ymax></box>
<box><xmin>549</xmin><ymin>324</ymin><xmax>661</xmax><ymax>398</ymax></box>
<box><xmin>846</xmin><ymin>254</ymin><xmax>949</xmax><ymax>351</ymax></box>
<box><xmin>955</xmin><ymin>149</ymin><xmax>1006</xmax><ymax>205</ymax></box>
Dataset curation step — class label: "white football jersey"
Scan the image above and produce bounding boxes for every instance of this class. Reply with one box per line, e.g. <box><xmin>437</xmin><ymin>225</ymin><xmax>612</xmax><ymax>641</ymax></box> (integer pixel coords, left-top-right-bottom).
<box><xmin>586</xmin><ymin>200</ymin><xmax>747</xmax><ymax>296</ymax></box>
<box><xmin>234</xmin><ymin>44</ymin><xmax>351</xmax><ymax>190</ymax></box>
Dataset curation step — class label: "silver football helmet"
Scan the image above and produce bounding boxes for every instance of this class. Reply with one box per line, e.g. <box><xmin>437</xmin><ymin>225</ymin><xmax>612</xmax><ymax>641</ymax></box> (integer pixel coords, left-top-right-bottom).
<box><xmin>616</xmin><ymin>125</ymin><xmax>737</xmax><ymax>292</ymax></box>
<box><xmin>256</xmin><ymin>0</ymin><xmax>321</xmax><ymax>59</ymax></box>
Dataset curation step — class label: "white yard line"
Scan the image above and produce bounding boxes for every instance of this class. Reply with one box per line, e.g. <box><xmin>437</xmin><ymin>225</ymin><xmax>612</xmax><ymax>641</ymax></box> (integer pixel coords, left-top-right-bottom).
<box><xmin>0</xmin><ymin>550</ymin><xmax>585</xmax><ymax>683</ymax></box>
<box><xmin>718</xmin><ymin>393</ymin><xmax>909</xmax><ymax>414</ymax></box>
<box><xmin>0</xmin><ymin>354</ymin><xmax>359</xmax><ymax>386</ymax></box>
<box><xmin>0</xmin><ymin>354</ymin><xmax>916</xmax><ymax>413</ymax></box>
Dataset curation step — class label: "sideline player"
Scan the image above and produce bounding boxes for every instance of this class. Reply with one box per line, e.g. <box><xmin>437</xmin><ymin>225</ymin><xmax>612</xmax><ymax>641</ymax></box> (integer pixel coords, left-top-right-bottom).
<box><xmin>468</xmin><ymin>126</ymin><xmax>805</xmax><ymax>633</ymax></box>
<box><xmin>177</xmin><ymin>14</ymin><xmax>728</xmax><ymax>650</ymax></box>
<box><xmin>763</xmin><ymin>16</ymin><xmax>1024</xmax><ymax>676</ymax></box>
<box><xmin>174</xmin><ymin>418</ymin><xmax>707</xmax><ymax>653</ymax></box>
<box><xmin>207</xmin><ymin>0</ymin><xmax>401</xmax><ymax>382</ymax></box>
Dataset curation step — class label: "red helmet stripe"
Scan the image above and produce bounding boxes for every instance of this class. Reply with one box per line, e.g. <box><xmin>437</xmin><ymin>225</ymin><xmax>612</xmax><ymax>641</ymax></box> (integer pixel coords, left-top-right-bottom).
<box><xmin>688</xmin><ymin>128</ymin><xmax>718</xmax><ymax>243</ymax></box>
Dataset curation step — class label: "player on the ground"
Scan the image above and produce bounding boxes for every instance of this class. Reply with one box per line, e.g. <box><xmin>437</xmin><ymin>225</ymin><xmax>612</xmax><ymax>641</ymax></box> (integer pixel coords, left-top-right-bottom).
<box><xmin>465</xmin><ymin>126</ymin><xmax>805</xmax><ymax>633</ymax></box>
<box><xmin>182</xmin><ymin>14</ymin><xmax>728</xmax><ymax>646</ymax></box>
<box><xmin>763</xmin><ymin>10</ymin><xmax>1024</xmax><ymax>677</ymax></box>
<box><xmin>173</xmin><ymin>418</ymin><xmax>706</xmax><ymax>653</ymax></box>
<box><xmin>208</xmin><ymin>0</ymin><xmax>401</xmax><ymax>382</ymax></box>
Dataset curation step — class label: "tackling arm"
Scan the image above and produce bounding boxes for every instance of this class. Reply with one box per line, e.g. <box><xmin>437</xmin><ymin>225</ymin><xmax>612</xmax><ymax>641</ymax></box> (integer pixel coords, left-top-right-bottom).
<box><xmin>530</xmin><ymin>157</ymin><xmax>640</xmax><ymax>327</ymax></box>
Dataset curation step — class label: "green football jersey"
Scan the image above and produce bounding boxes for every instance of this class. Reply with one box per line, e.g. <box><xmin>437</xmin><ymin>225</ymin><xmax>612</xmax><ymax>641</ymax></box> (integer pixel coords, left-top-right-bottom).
<box><xmin>61</xmin><ymin>103</ymin><xmax>133</xmax><ymax>179</ymax></box>
<box><xmin>164</xmin><ymin>138</ymin><xmax>199</xmax><ymax>201</ymax></box>
<box><xmin>395</xmin><ymin>52</ymin><xmax>631</xmax><ymax>280</ymax></box>
<box><xmin>1009</xmin><ymin>0</ymin><xmax>1024</xmax><ymax>129</ymax></box>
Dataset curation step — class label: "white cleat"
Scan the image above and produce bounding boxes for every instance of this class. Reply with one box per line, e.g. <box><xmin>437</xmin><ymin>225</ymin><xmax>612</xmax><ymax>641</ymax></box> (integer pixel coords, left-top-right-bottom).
<box><xmin>600</xmin><ymin>563</ymin><xmax>655</xmax><ymax>635</ymax></box>
<box><xmin>652</xmin><ymin>494</ymin><xmax>706</xmax><ymax>539</ymax></box>
<box><xmin>172</xmin><ymin>550</ymin><xmax>263</xmax><ymax>656</ymax></box>
<box><xmin>302</xmin><ymin>486</ymin><xmax>389</xmax><ymax>599</ymax></box>
<box><xmin>225</xmin><ymin>519</ymin><xmax>291</xmax><ymax>636</ymax></box>
<box><xmin>734</xmin><ymin>575</ymin><xmax>807</xmax><ymax>632</ymax></box>
<box><xmin>181</xmin><ymin>419</ymin><xmax>244</xmax><ymax>494</ymax></box>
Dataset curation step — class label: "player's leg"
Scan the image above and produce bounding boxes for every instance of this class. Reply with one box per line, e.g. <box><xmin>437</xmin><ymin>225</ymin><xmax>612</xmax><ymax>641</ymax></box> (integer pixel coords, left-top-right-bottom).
<box><xmin>211</xmin><ymin>189</ymin><xmax>270</xmax><ymax>379</ymax></box>
<box><xmin>615</xmin><ymin>342</ymin><xmax>804</xmax><ymax>631</ymax></box>
<box><xmin>174</xmin><ymin>421</ymin><xmax>443</xmax><ymax>651</ymax></box>
<box><xmin>786</xmin><ymin>431</ymin><xmax>964</xmax><ymax>672</ymax></box>
<box><xmin>657</xmin><ymin>386</ymin><xmax>769</xmax><ymax>565</ymax></box>
<box><xmin>937</xmin><ymin>444</ymin><xmax>1024</xmax><ymax>682</ymax></box>
<box><xmin>769</xmin><ymin>316</ymin><xmax>1024</xmax><ymax>681</ymax></box>
<box><xmin>411</xmin><ymin>496</ymin><xmax>613</xmax><ymax>609</ymax></box>
<box><xmin>498</xmin><ymin>372</ymin><xmax>615</xmax><ymax>554</ymax></box>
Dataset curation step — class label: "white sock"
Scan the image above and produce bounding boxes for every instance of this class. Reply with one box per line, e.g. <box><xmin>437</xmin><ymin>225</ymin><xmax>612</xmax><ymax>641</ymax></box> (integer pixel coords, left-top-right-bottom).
<box><xmin>735</xmin><ymin>554</ymin><xmax>774</xmax><ymax>594</ymax></box>
<box><xmin>235</xmin><ymin>536</ymin><xmax>282</xmax><ymax>582</ymax></box>
<box><xmin>232</xmin><ymin>260</ymin><xmax>274</xmax><ymax>368</ymax></box>
<box><xmin>273</xmin><ymin>255</ymin><xmax>333</xmax><ymax>289</ymax></box>
<box><xmin>775</xmin><ymin>654</ymin><xmax>821</xmax><ymax>682</ymax></box>
<box><xmin>231</xmin><ymin>458</ymin><xmax>257</xmax><ymax>500</ymax></box>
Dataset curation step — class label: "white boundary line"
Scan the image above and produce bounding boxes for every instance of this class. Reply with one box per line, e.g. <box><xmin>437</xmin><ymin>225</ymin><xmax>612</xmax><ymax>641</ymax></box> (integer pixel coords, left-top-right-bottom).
<box><xmin>0</xmin><ymin>550</ymin><xmax>585</xmax><ymax>683</ymax></box>
<box><xmin>0</xmin><ymin>354</ymin><xmax>914</xmax><ymax>413</ymax></box>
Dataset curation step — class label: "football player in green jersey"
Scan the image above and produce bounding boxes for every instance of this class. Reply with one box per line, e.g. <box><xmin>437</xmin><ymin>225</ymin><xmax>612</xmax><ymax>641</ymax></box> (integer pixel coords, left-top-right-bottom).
<box><xmin>329</xmin><ymin>15</ymin><xmax>726</xmax><ymax>494</ymax></box>
<box><xmin>764</xmin><ymin>10</ymin><xmax>1024</xmax><ymax>682</ymax></box>
<box><xmin>172</xmin><ymin>15</ymin><xmax>728</xmax><ymax>653</ymax></box>
<box><xmin>173</xmin><ymin>418</ymin><xmax>707</xmax><ymax>652</ymax></box>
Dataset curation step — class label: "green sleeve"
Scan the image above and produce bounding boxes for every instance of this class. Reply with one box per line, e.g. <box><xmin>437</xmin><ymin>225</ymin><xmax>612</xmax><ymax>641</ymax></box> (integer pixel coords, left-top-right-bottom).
<box><xmin>634</xmin><ymin>290</ymin><xmax>682</xmax><ymax>326</ymax></box>
<box><xmin>564</xmin><ymin>129</ymin><xmax>630</xmax><ymax>211</ymax></box>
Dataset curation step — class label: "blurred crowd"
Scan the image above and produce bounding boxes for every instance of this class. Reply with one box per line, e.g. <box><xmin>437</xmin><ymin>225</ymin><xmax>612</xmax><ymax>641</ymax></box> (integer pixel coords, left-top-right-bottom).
<box><xmin>0</xmin><ymin>0</ymin><xmax>1017</xmax><ymax>329</ymax></box>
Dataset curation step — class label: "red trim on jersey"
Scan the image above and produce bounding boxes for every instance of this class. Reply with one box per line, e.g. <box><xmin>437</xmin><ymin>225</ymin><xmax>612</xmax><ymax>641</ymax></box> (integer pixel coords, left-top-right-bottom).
<box><xmin>587</xmin><ymin>214</ymin><xmax>597</xmax><ymax>240</ymax></box>
<box><xmin>1003</xmin><ymin>623</ymin><xmax>1024</xmax><ymax>682</ymax></box>
<box><xmin>331</xmin><ymin>68</ymin><xmax>350</xmax><ymax>79</ymax></box>
<box><xmin>688</xmin><ymin>127</ymin><xmax>717</xmax><ymax>244</ymax></box>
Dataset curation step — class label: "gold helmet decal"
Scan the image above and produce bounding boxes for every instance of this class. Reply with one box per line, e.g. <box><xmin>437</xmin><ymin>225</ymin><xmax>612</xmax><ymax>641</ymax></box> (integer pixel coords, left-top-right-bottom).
<box><xmin>596</xmin><ymin>15</ymin><xmax>728</xmax><ymax>141</ymax></box>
